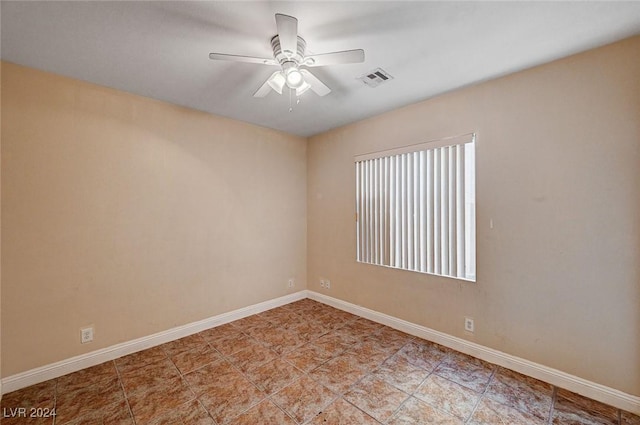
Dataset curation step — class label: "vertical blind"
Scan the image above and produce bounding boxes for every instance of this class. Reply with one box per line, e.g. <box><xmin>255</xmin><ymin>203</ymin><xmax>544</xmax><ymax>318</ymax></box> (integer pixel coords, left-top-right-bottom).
<box><xmin>355</xmin><ymin>134</ymin><xmax>476</xmax><ymax>281</ymax></box>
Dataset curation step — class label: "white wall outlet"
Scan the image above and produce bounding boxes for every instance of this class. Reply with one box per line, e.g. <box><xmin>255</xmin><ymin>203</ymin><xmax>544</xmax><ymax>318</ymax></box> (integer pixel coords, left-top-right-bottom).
<box><xmin>81</xmin><ymin>326</ymin><xmax>94</xmax><ymax>344</ymax></box>
<box><xmin>325</xmin><ymin>279</ymin><xmax>331</xmax><ymax>289</ymax></box>
<box><xmin>464</xmin><ymin>317</ymin><xmax>475</xmax><ymax>333</ymax></box>
<box><xmin>288</xmin><ymin>278</ymin><xmax>295</xmax><ymax>288</ymax></box>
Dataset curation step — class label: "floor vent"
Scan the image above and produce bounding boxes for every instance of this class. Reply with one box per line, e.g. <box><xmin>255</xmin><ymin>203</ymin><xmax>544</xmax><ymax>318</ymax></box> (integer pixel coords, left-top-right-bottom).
<box><xmin>358</xmin><ymin>68</ymin><xmax>394</xmax><ymax>88</ymax></box>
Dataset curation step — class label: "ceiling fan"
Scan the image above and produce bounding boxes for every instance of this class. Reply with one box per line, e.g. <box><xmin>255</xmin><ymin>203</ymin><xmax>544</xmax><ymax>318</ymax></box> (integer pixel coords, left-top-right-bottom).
<box><xmin>209</xmin><ymin>13</ymin><xmax>365</xmax><ymax>98</ymax></box>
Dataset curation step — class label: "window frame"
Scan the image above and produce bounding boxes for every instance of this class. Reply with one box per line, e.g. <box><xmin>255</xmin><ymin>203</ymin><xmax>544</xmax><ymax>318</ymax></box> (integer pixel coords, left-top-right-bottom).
<box><xmin>354</xmin><ymin>133</ymin><xmax>476</xmax><ymax>282</ymax></box>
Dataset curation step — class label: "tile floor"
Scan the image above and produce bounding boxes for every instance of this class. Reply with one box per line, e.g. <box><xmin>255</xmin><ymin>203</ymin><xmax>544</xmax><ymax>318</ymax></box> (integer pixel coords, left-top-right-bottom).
<box><xmin>2</xmin><ymin>299</ymin><xmax>638</xmax><ymax>424</ymax></box>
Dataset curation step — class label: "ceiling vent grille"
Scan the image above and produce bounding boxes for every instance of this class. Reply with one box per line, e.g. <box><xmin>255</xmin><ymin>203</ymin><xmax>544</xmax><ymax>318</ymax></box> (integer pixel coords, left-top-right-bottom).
<box><xmin>358</xmin><ymin>68</ymin><xmax>393</xmax><ymax>88</ymax></box>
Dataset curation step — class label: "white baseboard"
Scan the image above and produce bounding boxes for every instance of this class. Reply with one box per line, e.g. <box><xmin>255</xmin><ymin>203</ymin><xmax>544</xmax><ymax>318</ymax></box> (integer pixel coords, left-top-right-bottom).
<box><xmin>1</xmin><ymin>291</ymin><xmax>306</xmax><ymax>395</ymax></box>
<box><xmin>307</xmin><ymin>291</ymin><xmax>640</xmax><ymax>415</ymax></box>
<box><xmin>4</xmin><ymin>289</ymin><xmax>638</xmax><ymax>415</ymax></box>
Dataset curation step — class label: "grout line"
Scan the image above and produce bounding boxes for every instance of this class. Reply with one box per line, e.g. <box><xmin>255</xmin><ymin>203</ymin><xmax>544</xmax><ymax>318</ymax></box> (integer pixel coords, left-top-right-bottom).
<box><xmin>546</xmin><ymin>386</ymin><xmax>558</xmax><ymax>425</ymax></box>
<box><xmin>113</xmin><ymin>359</ymin><xmax>137</xmax><ymax>425</ymax></box>
<box><xmin>464</xmin><ymin>366</ymin><xmax>498</xmax><ymax>423</ymax></box>
<box><xmin>52</xmin><ymin>376</ymin><xmax>58</xmax><ymax>425</ymax></box>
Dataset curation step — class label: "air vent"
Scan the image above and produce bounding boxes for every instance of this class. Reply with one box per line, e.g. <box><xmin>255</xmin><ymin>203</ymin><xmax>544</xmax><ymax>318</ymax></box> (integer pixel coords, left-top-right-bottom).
<box><xmin>357</xmin><ymin>68</ymin><xmax>393</xmax><ymax>88</ymax></box>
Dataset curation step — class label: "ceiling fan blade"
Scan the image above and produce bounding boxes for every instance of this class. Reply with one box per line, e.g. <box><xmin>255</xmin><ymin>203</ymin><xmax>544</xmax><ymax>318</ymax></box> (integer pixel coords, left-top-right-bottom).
<box><xmin>209</xmin><ymin>53</ymin><xmax>277</xmax><ymax>66</ymax></box>
<box><xmin>304</xmin><ymin>49</ymin><xmax>365</xmax><ymax>67</ymax></box>
<box><xmin>300</xmin><ymin>69</ymin><xmax>331</xmax><ymax>97</ymax></box>
<box><xmin>275</xmin><ymin>13</ymin><xmax>298</xmax><ymax>56</ymax></box>
<box><xmin>253</xmin><ymin>79</ymin><xmax>273</xmax><ymax>98</ymax></box>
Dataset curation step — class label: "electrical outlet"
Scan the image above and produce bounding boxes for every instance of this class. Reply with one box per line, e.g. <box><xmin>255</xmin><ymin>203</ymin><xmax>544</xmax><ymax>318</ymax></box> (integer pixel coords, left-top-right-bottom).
<box><xmin>81</xmin><ymin>326</ymin><xmax>94</xmax><ymax>344</ymax></box>
<box><xmin>464</xmin><ymin>317</ymin><xmax>475</xmax><ymax>333</ymax></box>
<box><xmin>325</xmin><ymin>280</ymin><xmax>331</xmax><ymax>289</ymax></box>
<box><xmin>288</xmin><ymin>278</ymin><xmax>295</xmax><ymax>288</ymax></box>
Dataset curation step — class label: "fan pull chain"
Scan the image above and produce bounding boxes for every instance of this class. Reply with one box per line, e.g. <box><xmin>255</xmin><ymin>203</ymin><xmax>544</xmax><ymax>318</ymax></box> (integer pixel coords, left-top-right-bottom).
<box><xmin>289</xmin><ymin>88</ymin><xmax>293</xmax><ymax>112</ymax></box>
<box><xmin>288</xmin><ymin>88</ymin><xmax>301</xmax><ymax>112</ymax></box>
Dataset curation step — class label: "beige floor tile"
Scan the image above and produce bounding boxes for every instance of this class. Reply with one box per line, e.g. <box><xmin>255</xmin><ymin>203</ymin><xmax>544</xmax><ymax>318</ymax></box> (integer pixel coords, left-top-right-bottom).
<box><xmin>230</xmin><ymin>314</ymin><xmax>270</xmax><ymax>331</ymax></box>
<box><xmin>313</xmin><ymin>332</ymin><xmax>358</xmax><ymax>355</ymax></box>
<box><xmin>56</xmin><ymin>361</ymin><xmax>118</xmax><ymax>394</ymax></box>
<box><xmin>184</xmin><ymin>358</ymin><xmax>243</xmax><ymax>397</ymax></box>
<box><xmin>372</xmin><ymin>354</ymin><xmax>430</xmax><ymax>393</ymax></box>
<box><xmin>368</xmin><ymin>327</ymin><xmax>413</xmax><ymax>353</ymax></box>
<box><xmin>114</xmin><ymin>346</ymin><xmax>167</xmax><ymax>375</ymax></box>
<box><xmin>160</xmin><ymin>333</ymin><xmax>209</xmax><ymax>357</ymax></box>
<box><xmin>309</xmin><ymin>353</ymin><xmax>368</xmax><ymax>394</ymax></box>
<box><xmin>197</xmin><ymin>323</ymin><xmax>239</xmax><ymax>342</ymax></box>
<box><xmin>58</xmin><ymin>399</ymin><xmax>134</xmax><ymax>425</ymax></box>
<box><xmin>344</xmin><ymin>375</ymin><xmax>410</xmax><ymax>422</ymax></box>
<box><xmin>282</xmin><ymin>342</ymin><xmax>335</xmax><ymax>372</ymax></box>
<box><xmin>484</xmin><ymin>367</ymin><xmax>553</xmax><ymax>420</ymax></box>
<box><xmin>387</xmin><ymin>397</ymin><xmax>463</xmax><ymax>425</ymax></box>
<box><xmin>1</xmin><ymin>379</ymin><xmax>56</xmax><ymax>411</ymax></box>
<box><xmin>346</xmin><ymin>340</ymin><xmax>393</xmax><ymax>370</ymax></box>
<box><xmin>398</xmin><ymin>340</ymin><xmax>449</xmax><ymax>371</ymax></box>
<box><xmin>55</xmin><ymin>375</ymin><xmax>126</xmax><ymax>424</ymax></box>
<box><xmin>271</xmin><ymin>375</ymin><xmax>337</xmax><ymax>424</ymax></box>
<box><xmin>414</xmin><ymin>374</ymin><xmax>481</xmax><ymax>421</ymax></box>
<box><xmin>198</xmin><ymin>376</ymin><xmax>265</xmax><ymax>424</ymax></box>
<box><xmin>226</xmin><ymin>399</ymin><xmax>297</xmax><ymax>425</ymax></box>
<box><xmin>470</xmin><ymin>396</ymin><xmax>546</xmax><ymax>425</ymax></box>
<box><xmin>127</xmin><ymin>376</ymin><xmax>195</xmax><ymax>423</ymax></box>
<box><xmin>434</xmin><ymin>351</ymin><xmax>495</xmax><ymax>392</ymax></box>
<box><xmin>119</xmin><ymin>358</ymin><xmax>181</xmax><ymax>396</ymax></box>
<box><xmin>240</xmin><ymin>320</ymin><xmax>278</xmax><ymax>339</ymax></box>
<box><xmin>309</xmin><ymin>398</ymin><xmax>381</xmax><ymax>425</ymax></box>
<box><xmin>284</xmin><ymin>321</ymin><xmax>327</xmax><ymax>343</ymax></box>
<box><xmin>622</xmin><ymin>411</ymin><xmax>640</xmax><ymax>425</ymax></box>
<box><xmin>340</xmin><ymin>318</ymin><xmax>384</xmax><ymax>338</ymax></box>
<box><xmin>147</xmin><ymin>399</ymin><xmax>213</xmax><ymax>425</ymax></box>
<box><xmin>225</xmin><ymin>342</ymin><xmax>278</xmax><ymax>372</ymax></box>
<box><xmin>257</xmin><ymin>327</ymin><xmax>304</xmax><ymax>355</ymax></box>
<box><xmin>170</xmin><ymin>344</ymin><xmax>221</xmax><ymax>375</ymax></box>
<box><xmin>552</xmin><ymin>388</ymin><xmax>619</xmax><ymax>425</ymax></box>
<box><xmin>207</xmin><ymin>330</ymin><xmax>264</xmax><ymax>356</ymax></box>
<box><xmin>244</xmin><ymin>357</ymin><xmax>302</xmax><ymax>394</ymax></box>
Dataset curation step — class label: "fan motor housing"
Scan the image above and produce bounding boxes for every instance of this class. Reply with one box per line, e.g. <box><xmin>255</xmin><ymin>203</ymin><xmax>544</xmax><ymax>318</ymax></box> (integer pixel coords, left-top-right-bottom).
<box><xmin>271</xmin><ymin>35</ymin><xmax>306</xmax><ymax>65</ymax></box>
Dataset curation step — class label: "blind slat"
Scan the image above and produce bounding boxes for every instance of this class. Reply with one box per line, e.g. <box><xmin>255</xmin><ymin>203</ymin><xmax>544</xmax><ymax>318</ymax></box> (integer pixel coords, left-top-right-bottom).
<box><xmin>456</xmin><ymin>144</ymin><xmax>466</xmax><ymax>278</ymax></box>
<box><xmin>426</xmin><ymin>149</ymin><xmax>434</xmax><ymax>274</ymax></box>
<box><xmin>419</xmin><ymin>151</ymin><xmax>426</xmax><ymax>272</ymax></box>
<box><xmin>434</xmin><ymin>148</ymin><xmax>441</xmax><ymax>275</ymax></box>
<box><xmin>396</xmin><ymin>155</ymin><xmax>401</xmax><ymax>268</ymax></box>
<box><xmin>407</xmin><ymin>153</ymin><xmax>414</xmax><ymax>270</ymax></box>
<box><xmin>449</xmin><ymin>146</ymin><xmax>457</xmax><ymax>278</ymax></box>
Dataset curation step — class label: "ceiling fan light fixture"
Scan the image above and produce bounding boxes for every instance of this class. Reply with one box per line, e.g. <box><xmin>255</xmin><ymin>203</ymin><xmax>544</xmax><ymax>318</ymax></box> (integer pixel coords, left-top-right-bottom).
<box><xmin>284</xmin><ymin>66</ymin><xmax>304</xmax><ymax>89</ymax></box>
<box><xmin>267</xmin><ymin>71</ymin><xmax>286</xmax><ymax>94</ymax></box>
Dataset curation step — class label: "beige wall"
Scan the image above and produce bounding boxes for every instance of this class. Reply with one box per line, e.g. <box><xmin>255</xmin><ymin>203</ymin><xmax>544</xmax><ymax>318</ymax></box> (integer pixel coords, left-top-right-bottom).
<box><xmin>1</xmin><ymin>63</ymin><xmax>307</xmax><ymax>376</ymax></box>
<box><xmin>307</xmin><ymin>36</ymin><xmax>640</xmax><ymax>396</ymax></box>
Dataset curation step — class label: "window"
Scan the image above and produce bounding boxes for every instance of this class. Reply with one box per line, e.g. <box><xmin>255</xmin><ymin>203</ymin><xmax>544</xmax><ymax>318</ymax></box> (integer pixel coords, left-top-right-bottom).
<box><xmin>355</xmin><ymin>133</ymin><xmax>476</xmax><ymax>281</ymax></box>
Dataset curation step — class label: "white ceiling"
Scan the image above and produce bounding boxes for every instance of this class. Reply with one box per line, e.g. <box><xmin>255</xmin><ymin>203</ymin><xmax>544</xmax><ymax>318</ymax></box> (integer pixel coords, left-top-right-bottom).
<box><xmin>2</xmin><ymin>1</ymin><xmax>640</xmax><ymax>137</ymax></box>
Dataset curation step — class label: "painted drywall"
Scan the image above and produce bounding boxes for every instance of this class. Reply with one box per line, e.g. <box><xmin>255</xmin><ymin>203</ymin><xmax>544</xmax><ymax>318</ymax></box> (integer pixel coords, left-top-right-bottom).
<box><xmin>1</xmin><ymin>62</ymin><xmax>307</xmax><ymax>376</ymax></box>
<box><xmin>307</xmin><ymin>36</ymin><xmax>640</xmax><ymax>396</ymax></box>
